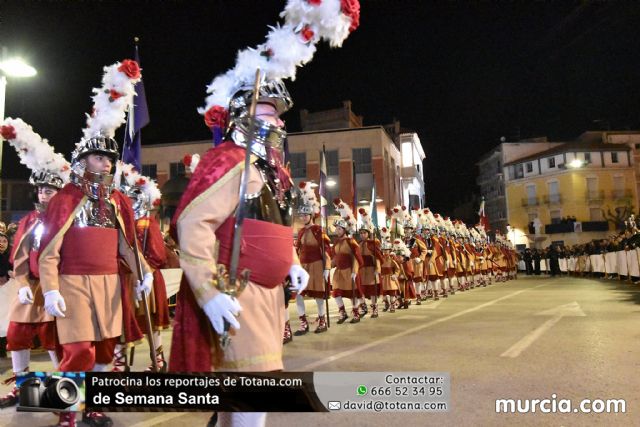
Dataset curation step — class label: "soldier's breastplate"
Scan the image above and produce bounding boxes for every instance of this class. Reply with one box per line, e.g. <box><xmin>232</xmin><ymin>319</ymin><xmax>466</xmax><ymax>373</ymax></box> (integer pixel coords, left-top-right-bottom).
<box><xmin>74</xmin><ymin>198</ymin><xmax>116</xmax><ymax>228</ymax></box>
<box><xmin>244</xmin><ymin>162</ymin><xmax>295</xmax><ymax>226</ymax></box>
<box><xmin>30</xmin><ymin>218</ymin><xmax>44</xmax><ymax>252</ymax></box>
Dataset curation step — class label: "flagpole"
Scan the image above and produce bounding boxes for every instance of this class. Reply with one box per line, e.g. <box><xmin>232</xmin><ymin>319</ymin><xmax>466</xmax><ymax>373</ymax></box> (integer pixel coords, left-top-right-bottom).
<box><xmin>352</xmin><ymin>160</ymin><xmax>357</xmax><ymax>217</ymax></box>
<box><xmin>371</xmin><ymin>173</ymin><xmax>379</xmax><ymax>301</ymax></box>
<box><xmin>319</xmin><ymin>145</ymin><xmax>331</xmax><ymax>328</ymax></box>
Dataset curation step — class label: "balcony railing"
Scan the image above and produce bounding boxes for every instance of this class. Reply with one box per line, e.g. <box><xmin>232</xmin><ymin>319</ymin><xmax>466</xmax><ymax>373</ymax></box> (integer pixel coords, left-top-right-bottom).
<box><xmin>611</xmin><ymin>189</ymin><xmax>632</xmax><ymax>200</ymax></box>
<box><xmin>544</xmin><ymin>221</ymin><xmax>609</xmax><ymax>234</ymax></box>
<box><xmin>586</xmin><ymin>190</ymin><xmax>605</xmax><ymax>202</ymax></box>
<box><xmin>542</xmin><ymin>194</ymin><xmax>562</xmax><ymax>205</ymax></box>
<box><xmin>521</xmin><ymin>197</ymin><xmax>539</xmax><ymax>207</ymax></box>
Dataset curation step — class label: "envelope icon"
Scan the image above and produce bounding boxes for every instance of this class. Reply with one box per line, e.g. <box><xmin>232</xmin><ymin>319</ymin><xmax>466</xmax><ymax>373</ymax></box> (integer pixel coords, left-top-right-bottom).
<box><xmin>328</xmin><ymin>401</ymin><xmax>341</xmax><ymax>410</ymax></box>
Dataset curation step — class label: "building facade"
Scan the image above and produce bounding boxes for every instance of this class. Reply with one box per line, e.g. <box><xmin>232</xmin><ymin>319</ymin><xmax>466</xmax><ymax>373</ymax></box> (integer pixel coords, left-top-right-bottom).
<box><xmin>136</xmin><ymin>102</ymin><xmax>428</xmax><ymax>233</ymax></box>
<box><xmin>399</xmin><ymin>132</ymin><xmax>426</xmax><ymax>209</ymax></box>
<box><xmin>476</xmin><ymin>138</ymin><xmax>563</xmax><ymax>233</ymax></box>
<box><xmin>287</xmin><ymin>126</ymin><xmax>404</xmax><ymax>228</ymax></box>
<box><xmin>504</xmin><ymin>141</ymin><xmax>636</xmax><ymax>247</ymax></box>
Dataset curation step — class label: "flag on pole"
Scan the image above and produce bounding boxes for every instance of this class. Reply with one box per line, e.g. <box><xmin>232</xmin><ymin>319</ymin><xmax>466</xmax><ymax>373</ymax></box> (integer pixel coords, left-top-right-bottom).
<box><xmin>122</xmin><ymin>41</ymin><xmax>150</xmax><ymax>172</ymax></box>
<box><xmin>478</xmin><ymin>196</ymin><xmax>490</xmax><ymax>230</ymax></box>
<box><xmin>319</xmin><ymin>146</ymin><xmax>328</xmax><ymax>230</ymax></box>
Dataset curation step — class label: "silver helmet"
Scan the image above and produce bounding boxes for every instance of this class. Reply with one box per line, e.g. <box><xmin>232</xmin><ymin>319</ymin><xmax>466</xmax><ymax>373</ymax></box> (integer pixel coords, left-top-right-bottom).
<box><xmin>30</xmin><ymin>170</ymin><xmax>65</xmax><ymax>190</ymax></box>
<box><xmin>298</xmin><ymin>203</ymin><xmax>315</xmax><ymax>216</ymax></box>
<box><xmin>228</xmin><ymin>79</ymin><xmax>292</xmax><ymax>162</ymax></box>
<box><xmin>71</xmin><ymin>134</ymin><xmax>119</xmax><ymax>166</ymax></box>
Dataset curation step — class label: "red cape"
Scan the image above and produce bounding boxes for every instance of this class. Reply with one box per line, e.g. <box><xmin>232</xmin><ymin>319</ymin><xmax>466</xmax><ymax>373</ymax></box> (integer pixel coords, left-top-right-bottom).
<box><xmin>39</xmin><ymin>183</ymin><xmax>136</xmax><ymax>258</ymax></box>
<box><xmin>296</xmin><ymin>224</ymin><xmax>333</xmax><ymax>258</ymax></box>
<box><xmin>137</xmin><ymin>216</ymin><xmax>167</xmax><ymax>269</ymax></box>
<box><xmin>169</xmin><ymin>141</ymin><xmax>245</xmax><ymax>372</ymax></box>
<box><xmin>38</xmin><ymin>183</ymin><xmax>141</xmax><ymax>345</ymax></box>
<box><xmin>9</xmin><ymin>210</ymin><xmax>38</xmax><ymax>266</ymax></box>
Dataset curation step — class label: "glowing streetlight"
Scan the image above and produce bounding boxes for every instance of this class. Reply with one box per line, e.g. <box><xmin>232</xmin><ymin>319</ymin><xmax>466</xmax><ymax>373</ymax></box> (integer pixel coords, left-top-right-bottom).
<box><xmin>326</xmin><ymin>178</ymin><xmax>337</xmax><ymax>187</ymax></box>
<box><xmin>0</xmin><ymin>49</ymin><xmax>38</xmax><ymax>217</ymax></box>
<box><xmin>0</xmin><ymin>58</ymin><xmax>37</xmax><ymax>78</ymax></box>
<box><xmin>568</xmin><ymin>159</ymin><xmax>584</xmax><ymax>169</ymax></box>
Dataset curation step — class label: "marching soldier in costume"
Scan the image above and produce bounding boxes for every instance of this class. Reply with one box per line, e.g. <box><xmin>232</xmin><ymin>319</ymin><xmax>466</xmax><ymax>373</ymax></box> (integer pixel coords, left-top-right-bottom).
<box><xmin>453</xmin><ymin>221</ymin><xmax>469</xmax><ymax>292</ymax></box>
<box><xmin>331</xmin><ymin>199</ymin><xmax>364</xmax><ymax>323</ymax></box>
<box><xmin>405</xmin><ymin>209</ymin><xmax>427</xmax><ymax>304</ymax></box>
<box><xmin>293</xmin><ymin>181</ymin><xmax>332</xmax><ymax>335</ymax></box>
<box><xmin>0</xmin><ymin>119</ymin><xmax>68</xmax><ymax>408</ymax></box>
<box><xmin>169</xmin><ymin>3</ymin><xmax>359</xmax><ymax>426</ymax></box>
<box><xmin>478</xmin><ymin>225</ymin><xmax>493</xmax><ymax>285</ymax></box>
<box><xmin>170</xmin><ymin>79</ymin><xmax>309</xmax><ymax>427</ymax></box>
<box><xmin>38</xmin><ymin>60</ymin><xmax>153</xmax><ymax>427</ymax></box>
<box><xmin>462</xmin><ymin>226</ymin><xmax>477</xmax><ymax>289</ymax></box>
<box><xmin>435</xmin><ymin>215</ymin><xmax>451</xmax><ymax>298</ymax></box>
<box><xmin>392</xmin><ymin>239</ymin><xmax>414</xmax><ymax>309</ymax></box>
<box><xmin>422</xmin><ymin>209</ymin><xmax>441</xmax><ymax>300</ymax></box>
<box><xmin>470</xmin><ymin>228</ymin><xmax>486</xmax><ymax>287</ymax></box>
<box><xmin>493</xmin><ymin>235</ymin><xmax>507</xmax><ymax>282</ymax></box>
<box><xmin>358</xmin><ymin>207</ymin><xmax>383</xmax><ymax>318</ymax></box>
<box><xmin>443</xmin><ymin>217</ymin><xmax>458</xmax><ymax>296</ymax></box>
<box><xmin>379</xmin><ymin>233</ymin><xmax>400</xmax><ymax>313</ymax></box>
<box><xmin>114</xmin><ymin>162</ymin><xmax>168</xmax><ymax>371</ymax></box>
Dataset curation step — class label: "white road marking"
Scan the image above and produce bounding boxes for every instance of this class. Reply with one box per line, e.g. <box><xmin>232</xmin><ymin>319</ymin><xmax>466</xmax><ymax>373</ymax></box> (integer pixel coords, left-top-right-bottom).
<box><xmin>500</xmin><ymin>301</ymin><xmax>586</xmax><ymax>358</ymax></box>
<box><xmin>294</xmin><ymin>283</ymin><xmax>549</xmax><ymax>370</ymax></box>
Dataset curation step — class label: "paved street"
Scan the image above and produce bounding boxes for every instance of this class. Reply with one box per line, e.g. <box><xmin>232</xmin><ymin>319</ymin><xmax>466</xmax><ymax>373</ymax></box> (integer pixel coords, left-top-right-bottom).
<box><xmin>1</xmin><ymin>275</ymin><xmax>639</xmax><ymax>426</ymax></box>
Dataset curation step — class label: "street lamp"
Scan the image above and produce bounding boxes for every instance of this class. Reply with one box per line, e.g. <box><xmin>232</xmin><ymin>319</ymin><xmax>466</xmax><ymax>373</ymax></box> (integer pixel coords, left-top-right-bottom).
<box><xmin>0</xmin><ymin>48</ymin><xmax>38</xmax><ymax>218</ymax></box>
<box><xmin>0</xmin><ymin>58</ymin><xmax>37</xmax><ymax>78</ymax></box>
<box><xmin>568</xmin><ymin>159</ymin><xmax>584</xmax><ymax>169</ymax></box>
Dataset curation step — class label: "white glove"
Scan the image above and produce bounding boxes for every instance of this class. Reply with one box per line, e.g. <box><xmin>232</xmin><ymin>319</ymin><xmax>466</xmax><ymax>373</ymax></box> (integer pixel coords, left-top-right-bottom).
<box><xmin>135</xmin><ymin>272</ymin><xmax>154</xmax><ymax>301</ymax></box>
<box><xmin>288</xmin><ymin>264</ymin><xmax>309</xmax><ymax>294</ymax></box>
<box><xmin>351</xmin><ymin>272</ymin><xmax>357</xmax><ymax>281</ymax></box>
<box><xmin>203</xmin><ymin>293</ymin><xmax>242</xmax><ymax>334</ymax></box>
<box><xmin>323</xmin><ymin>269</ymin><xmax>330</xmax><ymax>282</ymax></box>
<box><xmin>375</xmin><ymin>272</ymin><xmax>380</xmax><ymax>282</ymax></box>
<box><xmin>43</xmin><ymin>290</ymin><xmax>66</xmax><ymax>317</ymax></box>
<box><xmin>414</xmin><ymin>258</ymin><xmax>422</xmax><ymax>264</ymax></box>
<box><xmin>18</xmin><ymin>286</ymin><xmax>34</xmax><ymax>305</ymax></box>
<box><xmin>391</xmin><ymin>274</ymin><xmax>398</xmax><ymax>281</ymax></box>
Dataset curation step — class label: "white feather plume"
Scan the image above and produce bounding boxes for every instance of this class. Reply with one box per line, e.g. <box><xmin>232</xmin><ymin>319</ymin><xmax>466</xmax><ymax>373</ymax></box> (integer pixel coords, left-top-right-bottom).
<box><xmin>201</xmin><ymin>0</ymin><xmax>359</xmax><ymax>115</ymax></box>
<box><xmin>116</xmin><ymin>160</ymin><xmax>162</xmax><ymax>208</ymax></box>
<box><xmin>76</xmin><ymin>61</ymin><xmax>141</xmax><ymax>151</ymax></box>
<box><xmin>298</xmin><ymin>181</ymin><xmax>320</xmax><ymax>215</ymax></box>
<box><xmin>2</xmin><ymin>117</ymin><xmax>71</xmax><ymax>183</ymax></box>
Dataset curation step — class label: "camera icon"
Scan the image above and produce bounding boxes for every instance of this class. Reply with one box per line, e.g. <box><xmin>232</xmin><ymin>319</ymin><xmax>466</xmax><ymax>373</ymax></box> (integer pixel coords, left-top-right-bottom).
<box><xmin>19</xmin><ymin>375</ymin><xmax>81</xmax><ymax>411</ymax></box>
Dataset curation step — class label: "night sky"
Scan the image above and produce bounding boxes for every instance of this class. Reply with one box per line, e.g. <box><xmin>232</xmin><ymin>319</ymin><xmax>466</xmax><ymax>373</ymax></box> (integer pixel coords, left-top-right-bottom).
<box><xmin>2</xmin><ymin>1</ymin><xmax>640</xmax><ymax>213</ymax></box>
